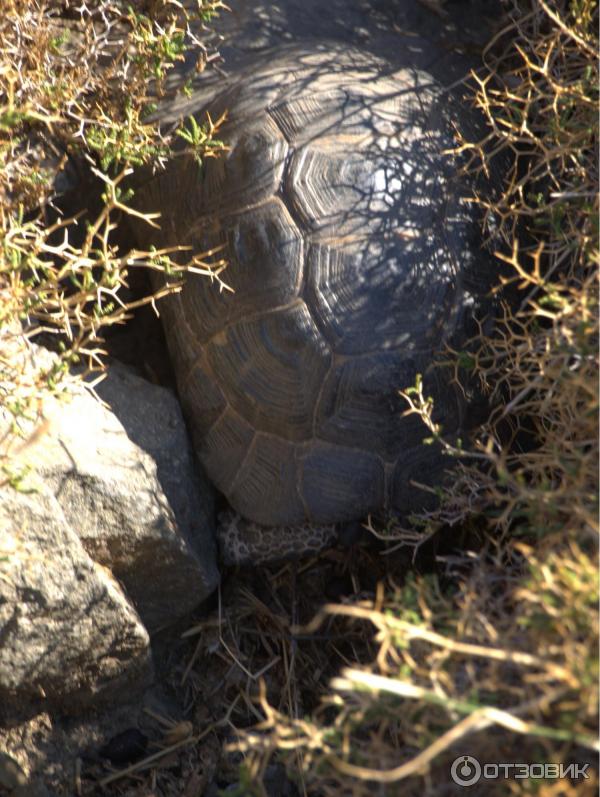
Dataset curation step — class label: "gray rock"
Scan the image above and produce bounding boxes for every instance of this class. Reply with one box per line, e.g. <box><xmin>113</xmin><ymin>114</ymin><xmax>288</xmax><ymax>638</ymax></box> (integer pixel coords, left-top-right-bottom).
<box><xmin>0</xmin><ymin>751</ymin><xmax>27</xmax><ymax>790</ymax></box>
<box><xmin>0</xmin><ymin>702</ymin><xmax>148</xmax><ymax>793</ymax></box>
<box><xmin>7</xmin><ymin>355</ymin><xmax>219</xmax><ymax>632</ymax></box>
<box><xmin>0</xmin><ymin>485</ymin><xmax>153</xmax><ymax>719</ymax></box>
<box><xmin>93</xmin><ymin>361</ymin><xmax>219</xmax><ymax>630</ymax></box>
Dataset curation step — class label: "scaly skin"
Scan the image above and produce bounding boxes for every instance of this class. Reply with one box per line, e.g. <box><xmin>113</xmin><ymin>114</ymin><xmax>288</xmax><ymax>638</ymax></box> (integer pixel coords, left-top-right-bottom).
<box><xmin>216</xmin><ymin>510</ymin><xmax>338</xmax><ymax>567</ymax></box>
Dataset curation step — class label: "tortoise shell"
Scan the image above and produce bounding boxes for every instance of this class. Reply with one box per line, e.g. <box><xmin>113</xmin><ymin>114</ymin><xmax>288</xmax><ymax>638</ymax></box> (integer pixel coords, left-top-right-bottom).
<box><xmin>134</xmin><ymin>43</ymin><xmax>496</xmax><ymax>526</ymax></box>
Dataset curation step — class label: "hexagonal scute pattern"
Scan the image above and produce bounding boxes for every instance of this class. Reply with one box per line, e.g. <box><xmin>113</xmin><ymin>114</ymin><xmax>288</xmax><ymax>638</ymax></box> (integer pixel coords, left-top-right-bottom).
<box><xmin>315</xmin><ymin>352</ymin><xmax>432</xmax><ymax>461</ymax></box>
<box><xmin>269</xmin><ymin>87</ymin><xmax>400</xmax><ymax>149</ymax></box>
<box><xmin>130</xmin><ymin>44</ymin><xmax>501</xmax><ymax>527</ymax></box>
<box><xmin>198</xmin><ymin>407</ymin><xmax>255</xmax><ymax>495</ymax></box>
<box><xmin>179</xmin><ymin>362</ymin><xmax>226</xmax><ymax>439</ymax></box>
<box><xmin>228</xmin><ymin>434</ymin><xmax>306</xmax><ymax>525</ymax></box>
<box><xmin>300</xmin><ymin>442</ymin><xmax>385</xmax><ymax>522</ymax></box>
<box><xmin>180</xmin><ymin>199</ymin><xmax>305</xmax><ymax>341</ymax></box>
<box><xmin>156</xmin><ymin>292</ymin><xmax>199</xmax><ymax>378</ymax></box>
<box><xmin>189</xmin><ymin>116</ymin><xmax>288</xmax><ymax>218</ymax></box>
<box><xmin>305</xmin><ymin>238</ymin><xmax>459</xmax><ymax>355</ymax></box>
<box><xmin>204</xmin><ymin>44</ymin><xmax>392</xmax><ymax>126</ymax></box>
<box><xmin>207</xmin><ymin>302</ymin><xmax>332</xmax><ymax>441</ymax></box>
<box><xmin>204</xmin><ymin>63</ymin><xmax>305</xmax><ymax>124</ymax></box>
<box><xmin>286</xmin><ymin>147</ymin><xmax>398</xmax><ymax>240</ymax></box>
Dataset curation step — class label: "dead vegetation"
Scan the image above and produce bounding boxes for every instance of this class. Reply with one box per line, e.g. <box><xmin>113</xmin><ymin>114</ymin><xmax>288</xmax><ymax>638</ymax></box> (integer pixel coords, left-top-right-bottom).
<box><xmin>0</xmin><ymin>0</ymin><xmax>598</xmax><ymax>794</ymax></box>
<box><xmin>0</xmin><ymin>0</ymin><xmax>227</xmax><ymax>487</ymax></box>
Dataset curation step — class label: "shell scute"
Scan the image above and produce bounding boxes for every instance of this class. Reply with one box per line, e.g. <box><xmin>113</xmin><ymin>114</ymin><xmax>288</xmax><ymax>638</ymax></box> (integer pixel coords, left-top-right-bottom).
<box><xmin>199</xmin><ymin>408</ymin><xmax>255</xmax><ymax>494</ymax></box>
<box><xmin>181</xmin><ymin>199</ymin><xmax>305</xmax><ymax>341</ymax></box>
<box><xmin>228</xmin><ymin>435</ymin><xmax>306</xmax><ymax>524</ymax></box>
<box><xmin>299</xmin><ymin>442</ymin><xmax>385</xmax><ymax>522</ymax></box>
<box><xmin>206</xmin><ymin>302</ymin><xmax>332</xmax><ymax>441</ymax></box>
<box><xmin>315</xmin><ymin>352</ymin><xmax>429</xmax><ymax>461</ymax></box>
<box><xmin>191</xmin><ymin>115</ymin><xmax>288</xmax><ymax>216</ymax></box>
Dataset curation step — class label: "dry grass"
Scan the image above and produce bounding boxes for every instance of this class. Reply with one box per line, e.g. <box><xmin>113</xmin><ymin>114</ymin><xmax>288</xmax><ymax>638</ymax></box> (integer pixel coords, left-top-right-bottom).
<box><xmin>0</xmin><ymin>0</ymin><xmax>227</xmax><ymax>486</ymax></box>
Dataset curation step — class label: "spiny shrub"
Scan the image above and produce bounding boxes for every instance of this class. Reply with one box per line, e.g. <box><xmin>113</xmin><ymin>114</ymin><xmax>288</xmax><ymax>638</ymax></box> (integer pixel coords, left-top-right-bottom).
<box><xmin>0</xmin><ymin>0</ymin><xmax>227</xmax><ymax>481</ymax></box>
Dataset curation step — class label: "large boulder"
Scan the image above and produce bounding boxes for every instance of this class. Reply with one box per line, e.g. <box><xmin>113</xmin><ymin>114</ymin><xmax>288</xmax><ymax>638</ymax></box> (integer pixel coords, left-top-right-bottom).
<box><xmin>0</xmin><ymin>343</ymin><xmax>220</xmax><ymax>721</ymax></box>
<box><xmin>5</xmin><ymin>355</ymin><xmax>219</xmax><ymax>633</ymax></box>
<box><xmin>0</xmin><ymin>485</ymin><xmax>152</xmax><ymax>720</ymax></box>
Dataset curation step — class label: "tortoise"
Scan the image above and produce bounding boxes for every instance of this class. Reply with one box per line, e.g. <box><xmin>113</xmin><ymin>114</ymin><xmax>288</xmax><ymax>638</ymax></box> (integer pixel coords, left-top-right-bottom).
<box><xmin>132</xmin><ymin>41</ymin><xmax>499</xmax><ymax>565</ymax></box>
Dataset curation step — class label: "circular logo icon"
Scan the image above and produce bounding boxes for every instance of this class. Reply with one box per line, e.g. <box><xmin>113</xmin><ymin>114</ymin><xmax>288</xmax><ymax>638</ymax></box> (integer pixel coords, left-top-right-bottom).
<box><xmin>451</xmin><ymin>755</ymin><xmax>482</xmax><ymax>786</ymax></box>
